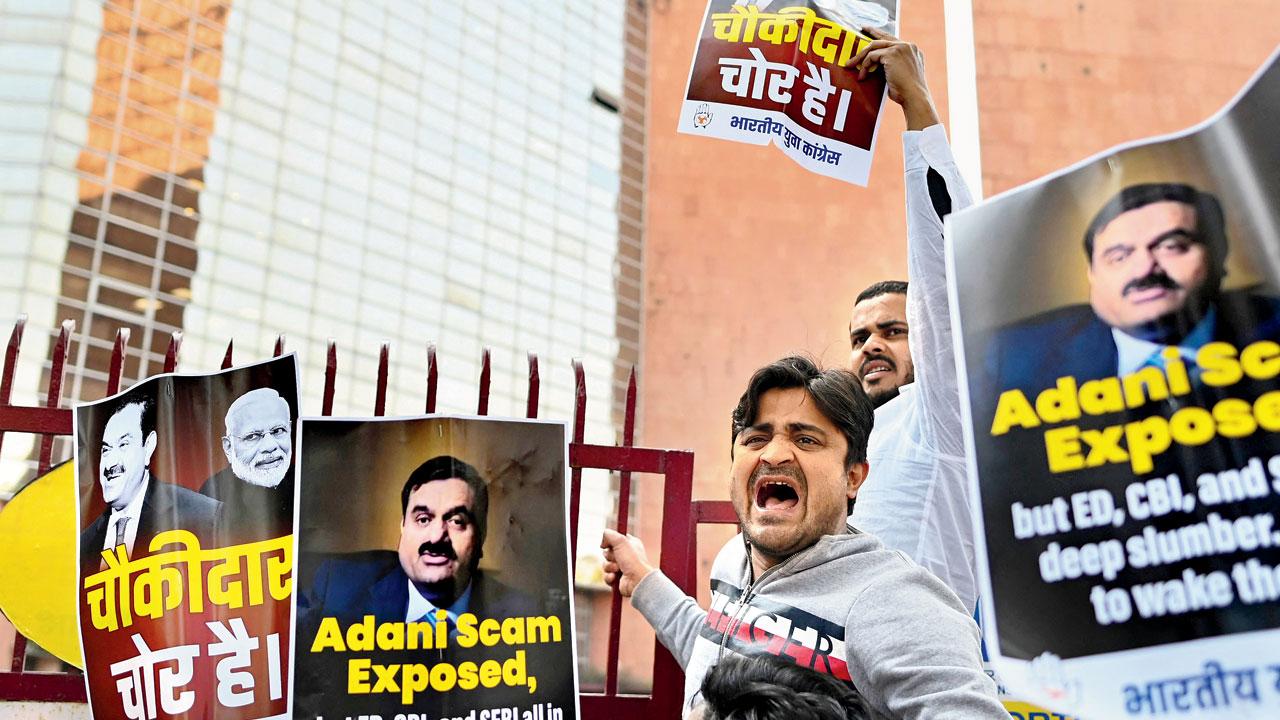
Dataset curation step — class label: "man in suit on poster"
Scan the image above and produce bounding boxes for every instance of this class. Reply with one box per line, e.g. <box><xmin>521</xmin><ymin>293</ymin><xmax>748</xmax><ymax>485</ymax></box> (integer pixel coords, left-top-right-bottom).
<box><xmin>79</xmin><ymin>395</ymin><xmax>220</xmax><ymax>569</ymax></box>
<box><xmin>988</xmin><ymin>182</ymin><xmax>1280</xmax><ymax>397</ymax></box>
<box><xmin>300</xmin><ymin>454</ymin><xmax>537</xmax><ymax>628</ymax></box>
<box><xmin>199</xmin><ymin>388</ymin><xmax>295</xmax><ymax>540</ymax></box>
<box><xmin>972</xmin><ymin>189</ymin><xmax>1280</xmax><ymax>660</ymax></box>
<box><xmin>295</xmin><ymin>455</ymin><xmax>556</xmax><ymax>715</ymax></box>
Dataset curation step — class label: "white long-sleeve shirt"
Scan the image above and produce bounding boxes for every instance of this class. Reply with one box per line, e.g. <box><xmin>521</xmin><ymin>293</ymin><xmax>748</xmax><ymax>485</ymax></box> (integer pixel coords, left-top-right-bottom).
<box><xmin>850</xmin><ymin>124</ymin><xmax>978</xmax><ymax>612</ymax></box>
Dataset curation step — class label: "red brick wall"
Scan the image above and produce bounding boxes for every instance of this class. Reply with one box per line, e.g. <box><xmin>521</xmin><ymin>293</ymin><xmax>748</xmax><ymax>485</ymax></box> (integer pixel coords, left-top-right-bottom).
<box><xmin>640</xmin><ymin>0</ymin><xmax>951</xmax><ymax>588</ymax></box>
<box><xmin>974</xmin><ymin>0</ymin><xmax>1278</xmax><ymax>196</ymax></box>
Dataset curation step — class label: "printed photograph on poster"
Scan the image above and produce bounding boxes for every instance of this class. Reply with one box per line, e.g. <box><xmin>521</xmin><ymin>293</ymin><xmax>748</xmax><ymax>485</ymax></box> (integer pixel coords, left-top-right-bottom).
<box><xmin>677</xmin><ymin>0</ymin><xmax>898</xmax><ymax>186</ymax></box>
<box><xmin>73</xmin><ymin>354</ymin><xmax>300</xmax><ymax>719</ymax></box>
<box><xmin>948</xmin><ymin>47</ymin><xmax>1280</xmax><ymax>718</ymax></box>
<box><xmin>292</xmin><ymin>415</ymin><xmax>578</xmax><ymax>720</ymax></box>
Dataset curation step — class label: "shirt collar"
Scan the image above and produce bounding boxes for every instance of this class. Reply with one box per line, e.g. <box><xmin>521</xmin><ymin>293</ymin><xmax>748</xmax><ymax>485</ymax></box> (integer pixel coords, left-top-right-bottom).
<box><xmin>1113</xmin><ymin>307</ymin><xmax>1216</xmax><ymax>376</ymax></box>
<box><xmin>104</xmin><ymin>475</ymin><xmax>149</xmax><ymax>555</ymax></box>
<box><xmin>872</xmin><ymin>382</ymin><xmax>913</xmax><ymax>417</ymax></box>
<box><xmin>405</xmin><ymin>576</ymin><xmax>473</xmax><ymax>624</ymax></box>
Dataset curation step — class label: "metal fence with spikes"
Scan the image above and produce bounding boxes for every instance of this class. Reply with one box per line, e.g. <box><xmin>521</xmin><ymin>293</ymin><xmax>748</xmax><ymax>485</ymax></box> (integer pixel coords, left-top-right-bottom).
<box><xmin>0</xmin><ymin>316</ymin><xmax>729</xmax><ymax>720</ymax></box>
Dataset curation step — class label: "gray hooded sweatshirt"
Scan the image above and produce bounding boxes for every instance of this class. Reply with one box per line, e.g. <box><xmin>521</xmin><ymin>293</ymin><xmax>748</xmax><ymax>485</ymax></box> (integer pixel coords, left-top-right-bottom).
<box><xmin>631</xmin><ymin>525</ymin><xmax>1006</xmax><ymax>719</ymax></box>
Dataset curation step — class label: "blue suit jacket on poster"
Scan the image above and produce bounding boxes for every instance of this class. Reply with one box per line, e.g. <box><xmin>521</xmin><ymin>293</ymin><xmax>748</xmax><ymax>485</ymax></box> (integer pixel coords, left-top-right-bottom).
<box><xmin>299</xmin><ymin>549</ymin><xmax>539</xmax><ymax>625</ymax></box>
<box><xmin>79</xmin><ymin>475</ymin><xmax>221</xmax><ymax>569</ymax></box>
<box><xmin>984</xmin><ymin>291</ymin><xmax>1280</xmax><ymax>399</ymax></box>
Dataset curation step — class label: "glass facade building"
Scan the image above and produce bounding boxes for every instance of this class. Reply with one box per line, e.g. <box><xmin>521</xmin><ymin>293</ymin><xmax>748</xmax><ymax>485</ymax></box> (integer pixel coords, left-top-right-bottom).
<box><xmin>1</xmin><ymin>0</ymin><xmax>649</xmax><ymax>686</ymax></box>
<box><xmin>0</xmin><ymin>0</ymin><xmax>645</xmax><ymax>526</ymax></box>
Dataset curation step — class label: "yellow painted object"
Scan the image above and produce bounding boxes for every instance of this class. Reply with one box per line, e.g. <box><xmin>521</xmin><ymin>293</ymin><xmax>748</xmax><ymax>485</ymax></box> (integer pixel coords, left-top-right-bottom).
<box><xmin>1004</xmin><ymin>699</ymin><xmax>1072</xmax><ymax>718</ymax></box>
<box><xmin>0</xmin><ymin>462</ymin><xmax>83</xmax><ymax>668</ymax></box>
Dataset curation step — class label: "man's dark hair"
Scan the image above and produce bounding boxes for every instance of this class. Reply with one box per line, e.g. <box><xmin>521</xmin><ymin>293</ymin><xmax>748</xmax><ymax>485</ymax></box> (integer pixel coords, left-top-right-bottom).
<box><xmin>731</xmin><ymin>357</ymin><xmax>873</xmax><ymax>514</ymax></box>
<box><xmin>854</xmin><ymin>280</ymin><xmax>907</xmax><ymax>305</ymax></box>
<box><xmin>400</xmin><ymin>455</ymin><xmax>490</xmax><ymax>547</ymax></box>
<box><xmin>104</xmin><ymin>395</ymin><xmax>156</xmax><ymax>440</ymax></box>
<box><xmin>697</xmin><ymin>654</ymin><xmax>868</xmax><ymax>720</ymax></box>
<box><xmin>1083</xmin><ymin>183</ymin><xmax>1228</xmax><ymax>265</ymax></box>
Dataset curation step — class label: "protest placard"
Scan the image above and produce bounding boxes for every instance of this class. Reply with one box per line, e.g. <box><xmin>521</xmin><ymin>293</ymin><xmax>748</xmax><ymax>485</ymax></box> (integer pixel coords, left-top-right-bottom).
<box><xmin>291</xmin><ymin>415</ymin><xmax>578</xmax><ymax>720</ymax></box>
<box><xmin>74</xmin><ymin>355</ymin><xmax>299</xmax><ymax>718</ymax></box>
<box><xmin>950</xmin><ymin>48</ymin><xmax>1280</xmax><ymax>718</ymax></box>
<box><xmin>678</xmin><ymin>0</ymin><xmax>899</xmax><ymax>186</ymax></box>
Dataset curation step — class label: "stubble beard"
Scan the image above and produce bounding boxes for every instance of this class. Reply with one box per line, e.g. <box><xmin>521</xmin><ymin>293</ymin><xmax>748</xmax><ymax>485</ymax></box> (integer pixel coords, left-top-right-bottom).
<box><xmin>739</xmin><ymin>465</ymin><xmax>810</xmax><ymax>564</ymax></box>
<box><xmin>866</xmin><ymin>385</ymin><xmax>899</xmax><ymax>409</ymax></box>
<box><xmin>864</xmin><ymin>365</ymin><xmax>915</xmax><ymax>409</ymax></box>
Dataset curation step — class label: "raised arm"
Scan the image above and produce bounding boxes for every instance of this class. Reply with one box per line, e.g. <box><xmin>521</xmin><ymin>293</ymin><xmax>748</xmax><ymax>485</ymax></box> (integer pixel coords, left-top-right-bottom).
<box><xmin>853</xmin><ymin>25</ymin><xmax>975</xmax><ymax>456</ymax></box>
<box><xmin>847</xmin><ymin>29</ymin><xmax>980</xmax><ymax>612</ymax></box>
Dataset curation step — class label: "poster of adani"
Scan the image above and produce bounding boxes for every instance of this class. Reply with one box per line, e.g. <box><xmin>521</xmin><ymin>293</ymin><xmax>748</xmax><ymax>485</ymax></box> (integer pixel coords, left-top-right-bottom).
<box><xmin>74</xmin><ymin>355</ymin><xmax>300</xmax><ymax>719</ymax></box>
<box><xmin>292</xmin><ymin>415</ymin><xmax>578</xmax><ymax>720</ymax></box>
<box><xmin>950</xmin><ymin>48</ymin><xmax>1280</xmax><ymax>718</ymax></box>
<box><xmin>678</xmin><ymin>0</ymin><xmax>898</xmax><ymax>186</ymax></box>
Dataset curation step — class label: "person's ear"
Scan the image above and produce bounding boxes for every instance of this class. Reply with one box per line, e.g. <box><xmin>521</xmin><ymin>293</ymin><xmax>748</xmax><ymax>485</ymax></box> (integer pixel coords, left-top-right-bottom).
<box><xmin>221</xmin><ymin>436</ymin><xmax>233</xmax><ymax>464</ymax></box>
<box><xmin>143</xmin><ymin>431</ymin><xmax>158</xmax><ymax>465</ymax></box>
<box><xmin>846</xmin><ymin>461</ymin><xmax>869</xmax><ymax>500</ymax></box>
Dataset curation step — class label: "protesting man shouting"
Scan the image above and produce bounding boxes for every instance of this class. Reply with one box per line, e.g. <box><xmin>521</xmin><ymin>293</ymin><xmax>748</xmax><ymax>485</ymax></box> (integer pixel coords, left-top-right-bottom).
<box><xmin>601</xmin><ymin>357</ymin><xmax>1003</xmax><ymax>718</ymax></box>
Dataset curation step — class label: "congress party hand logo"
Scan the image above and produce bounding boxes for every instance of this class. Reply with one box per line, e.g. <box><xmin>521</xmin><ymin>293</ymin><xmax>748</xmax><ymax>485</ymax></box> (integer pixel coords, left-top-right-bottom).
<box><xmin>693</xmin><ymin>103</ymin><xmax>713</xmax><ymax>128</ymax></box>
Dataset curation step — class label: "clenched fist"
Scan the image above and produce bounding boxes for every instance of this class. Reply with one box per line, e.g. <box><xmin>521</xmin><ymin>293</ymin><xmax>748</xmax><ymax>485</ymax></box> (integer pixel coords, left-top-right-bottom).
<box><xmin>600</xmin><ymin>529</ymin><xmax>655</xmax><ymax>597</ymax></box>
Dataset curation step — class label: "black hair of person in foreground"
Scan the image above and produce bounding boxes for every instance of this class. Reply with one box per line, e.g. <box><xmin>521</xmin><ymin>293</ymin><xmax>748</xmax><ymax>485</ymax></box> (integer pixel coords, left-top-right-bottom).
<box><xmin>693</xmin><ymin>654</ymin><xmax>869</xmax><ymax>720</ymax></box>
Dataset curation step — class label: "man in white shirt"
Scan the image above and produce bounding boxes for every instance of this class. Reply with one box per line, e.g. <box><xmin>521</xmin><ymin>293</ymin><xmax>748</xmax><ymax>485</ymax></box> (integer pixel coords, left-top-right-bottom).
<box><xmin>79</xmin><ymin>395</ymin><xmax>221</xmax><ymax>569</ymax></box>
<box><xmin>843</xmin><ymin>28</ymin><xmax>979</xmax><ymax>612</ymax></box>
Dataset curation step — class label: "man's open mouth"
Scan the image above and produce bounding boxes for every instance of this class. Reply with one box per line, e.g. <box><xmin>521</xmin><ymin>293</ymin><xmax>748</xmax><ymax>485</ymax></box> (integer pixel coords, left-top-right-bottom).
<box><xmin>861</xmin><ymin>359</ymin><xmax>894</xmax><ymax>379</ymax></box>
<box><xmin>255</xmin><ymin>456</ymin><xmax>285</xmax><ymax>469</ymax></box>
<box><xmin>418</xmin><ymin>551</ymin><xmax>452</xmax><ymax>566</ymax></box>
<box><xmin>754</xmin><ymin>478</ymin><xmax>799</xmax><ymax>511</ymax></box>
